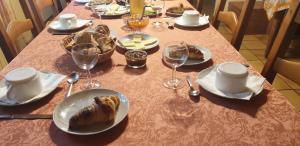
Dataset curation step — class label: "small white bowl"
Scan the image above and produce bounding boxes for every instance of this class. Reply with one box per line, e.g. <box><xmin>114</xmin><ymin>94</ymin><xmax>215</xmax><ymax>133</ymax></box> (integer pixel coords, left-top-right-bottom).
<box><xmin>215</xmin><ymin>62</ymin><xmax>248</xmax><ymax>93</ymax></box>
<box><xmin>5</xmin><ymin>67</ymin><xmax>42</xmax><ymax>102</ymax></box>
<box><xmin>181</xmin><ymin>10</ymin><xmax>200</xmax><ymax>25</ymax></box>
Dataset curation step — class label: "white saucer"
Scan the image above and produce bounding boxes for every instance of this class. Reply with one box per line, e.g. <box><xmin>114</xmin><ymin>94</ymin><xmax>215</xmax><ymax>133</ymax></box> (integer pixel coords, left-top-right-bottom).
<box><xmin>0</xmin><ymin>72</ymin><xmax>66</xmax><ymax>106</ymax></box>
<box><xmin>184</xmin><ymin>45</ymin><xmax>212</xmax><ymax>66</ymax></box>
<box><xmin>49</xmin><ymin>19</ymin><xmax>90</xmax><ymax>31</ymax></box>
<box><xmin>175</xmin><ymin>16</ymin><xmax>209</xmax><ymax>28</ymax></box>
<box><xmin>75</xmin><ymin>0</ymin><xmax>90</xmax><ymax>4</ymax></box>
<box><xmin>197</xmin><ymin>66</ymin><xmax>265</xmax><ymax>100</ymax></box>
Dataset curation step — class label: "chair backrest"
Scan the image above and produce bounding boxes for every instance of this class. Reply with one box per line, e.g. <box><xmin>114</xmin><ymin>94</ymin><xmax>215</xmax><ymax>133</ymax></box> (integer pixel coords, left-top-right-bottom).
<box><xmin>0</xmin><ymin>18</ymin><xmax>16</xmax><ymax>60</ymax></box>
<box><xmin>32</xmin><ymin>0</ymin><xmax>59</xmax><ymax>28</ymax></box>
<box><xmin>6</xmin><ymin>19</ymin><xmax>33</xmax><ymax>54</ymax></box>
<box><xmin>261</xmin><ymin>0</ymin><xmax>300</xmax><ymax>84</ymax></box>
<box><xmin>190</xmin><ymin>0</ymin><xmax>203</xmax><ymax>12</ymax></box>
<box><xmin>212</xmin><ymin>0</ymin><xmax>255</xmax><ymax>50</ymax></box>
<box><xmin>56</xmin><ymin>0</ymin><xmax>69</xmax><ymax>12</ymax></box>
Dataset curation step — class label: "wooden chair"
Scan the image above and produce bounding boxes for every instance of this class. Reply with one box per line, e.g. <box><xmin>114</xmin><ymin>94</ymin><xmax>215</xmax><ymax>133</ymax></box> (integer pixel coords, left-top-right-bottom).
<box><xmin>56</xmin><ymin>0</ymin><xmax>69</xmax><ymax>12</ymax></box>
<box><xmin>211</xmin><ymin>0</ymin><xmax>255</xmax><ymax>50</ymax></box>
<box><xmin>189</xmin><ymin>0</ymin><xmax>204</xmax><ymax>12</ymax></box>
<box><xmin>6</xmin><ymin>19</ymin><xmax>33</xmax><ymax>54</ymax></box>
<box><xmin>261</xmin><ymin>0</ymin><xmax>300</xmax><ymax>84</ymax></box>
<box><xmin>0</xmin><ymin>19</ymin><xmax>15</xmax><ymax>61</ymax></box>
<box><xmin>32</xmin><ymin>0</ymin><xmax>59</xmax><ymax>28</ymax></box>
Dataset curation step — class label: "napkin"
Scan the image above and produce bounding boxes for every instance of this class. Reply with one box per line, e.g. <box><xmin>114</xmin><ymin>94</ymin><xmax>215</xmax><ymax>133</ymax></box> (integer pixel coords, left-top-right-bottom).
<box><xmin>197</xmin><ymin>67</ymin><xmax>265</xmax><ymax>100</ymax></box>
<box><xmin>0</xmin><ymin>72</ymin><xmax>66</xmax><ymax>105</ymax></box>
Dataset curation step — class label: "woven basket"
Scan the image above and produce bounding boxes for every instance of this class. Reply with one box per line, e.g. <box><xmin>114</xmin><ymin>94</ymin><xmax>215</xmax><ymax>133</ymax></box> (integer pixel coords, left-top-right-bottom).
<box><xmin>61</xmin><ymin>34</ymin><xmax>115</xmax><ymax>64</ymax></box>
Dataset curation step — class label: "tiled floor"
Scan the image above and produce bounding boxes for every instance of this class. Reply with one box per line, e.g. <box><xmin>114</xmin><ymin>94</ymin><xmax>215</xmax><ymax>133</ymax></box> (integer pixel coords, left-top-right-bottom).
<box><xmin>218</xmin><ymin>24</ymin><xmax>300</xmax><ymax>111</ymax></box>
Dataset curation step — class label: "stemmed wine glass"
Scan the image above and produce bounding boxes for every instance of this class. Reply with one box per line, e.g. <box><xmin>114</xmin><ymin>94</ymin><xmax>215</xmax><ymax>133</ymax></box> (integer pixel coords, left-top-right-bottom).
<box><xmin>71</xmin><ymin>43</ymin><xmax>100</xmax><ymax>89</ymax></box>
<box><xmin>151</xmin><ymin>0</ymin><xmax>165</xmax><ymax>30</ymax></box>
<box><xmin>90</xmin><ymin>1</ymin><xmax>107</xmax><ymax>20</ymax></box>
<box><xmin>163</xmin><ymin>41</ymin><xmax>189</xmax><ymax>89</ymax></box>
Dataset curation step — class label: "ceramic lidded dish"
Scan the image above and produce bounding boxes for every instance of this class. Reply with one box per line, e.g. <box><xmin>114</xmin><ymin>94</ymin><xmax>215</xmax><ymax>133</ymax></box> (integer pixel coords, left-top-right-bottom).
<box><xmin>215</xmin><ymin>62</ymin><xmax>248</xmax><ymax>93</ymax></box>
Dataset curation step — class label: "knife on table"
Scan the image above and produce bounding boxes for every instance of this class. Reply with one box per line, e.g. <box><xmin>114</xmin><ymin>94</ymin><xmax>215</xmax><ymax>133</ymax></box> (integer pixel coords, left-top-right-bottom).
<box><xmin>0</xmin><ymin>114</ymin><xmax>52</xmax><ymax>120</ymax></box>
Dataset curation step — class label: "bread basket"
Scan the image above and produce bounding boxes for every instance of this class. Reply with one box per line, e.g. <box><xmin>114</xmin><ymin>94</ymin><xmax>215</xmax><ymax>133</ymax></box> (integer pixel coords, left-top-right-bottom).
<box><xmin>61</xmin><ymin>33</ymin><xmax>115</xmax><ymax>64</ymax></box>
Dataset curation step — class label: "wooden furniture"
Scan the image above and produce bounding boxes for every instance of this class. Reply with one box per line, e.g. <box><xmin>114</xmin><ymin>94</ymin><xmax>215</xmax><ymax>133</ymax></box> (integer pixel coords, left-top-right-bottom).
<box><xmin>212</xmin><ymin>0</ymin><xmax>255</xmax><ymax>50</ymax></box>
<box><xmin>261</xmin><ymin>0</ymin><xmax>300</xmax><ymax>83</ymax></box>
<box><xmin>0</xmin><ymin>0</ymin><xmax>300</xmax><ymax>145</ymax></box>
<box><xmin>228</xmin><ymin>1</ymin><xmax>268</xmax><ymax>35</ymax></box>
<box><xmin>32</xmin><ymin>0</ymin><xmax>59</xmax><ymax>28</ymax></box>
<box><xmin>0</xmin><ymin>19</ymin><xmax>14</xmax><ymax>62</ymax></box>
<box><xmin>6</xmin><ymin>19</ymin><xmax>33</xmax><ymax>54</ymax></box>
<box><xmin>56</xmin><ymin>0</ymin><xmax>69</xmax><ymax>12</ymax></box>
<box><xmin>264</xmin><ymin>0</ymin><xmax>300</xmax><ymax>57</ymax></box>
<box><xmin>189</xmin><ymin>0</ymin><xmax>204</xmax><ymax>12</ymax></box>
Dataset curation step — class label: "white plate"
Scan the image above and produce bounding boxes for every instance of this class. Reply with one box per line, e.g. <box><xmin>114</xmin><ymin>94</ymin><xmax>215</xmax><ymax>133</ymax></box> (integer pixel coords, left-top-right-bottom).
<box><xmin>0</xmin><ymin>72</ymin><xmax>65</xmax><ymax>106</ymax></box>
<box><xmin>75</xmin><ymin>0</ymin><xmax>90</xmax><ymax>4</ymax></box>
<box><xmin>116</xmin><ymin>33</ymin><xmax>160</xmax><ymax>51</ymax></box>
<box><xmin>49</xmin><ymin>19</ymin><xmax>90</xmax><ymax>31</ymax></box>
<box><xmin>197</xmin><ymin>66</ymin><xmax>264</xmax><ymax>100</ymax></box>
<box><xmin>175</xmin><ymin>16</ymin><xmax>209</xmax><ymax>28</ymax></box>
<box><xmin>184</xmin><ymin>45</ymin><xmax>212</xmax><ymax>66</ymax></box>
<box><xmin>96</xmin><ymin>4</ymin><xmax>129</xmax><ymax>16</ymax></box>
<box><xmin>53</xmin><ymin>89</ymin><xmax>129</xmax><ymax>135</ymax></box>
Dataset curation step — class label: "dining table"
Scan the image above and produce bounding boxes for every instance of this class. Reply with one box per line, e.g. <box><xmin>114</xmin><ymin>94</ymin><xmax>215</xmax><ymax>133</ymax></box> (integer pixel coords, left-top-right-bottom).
<box><xmin>0</xmin><ymin>0</ymin><xmax>300</xmax><ymax>145</ymax></box>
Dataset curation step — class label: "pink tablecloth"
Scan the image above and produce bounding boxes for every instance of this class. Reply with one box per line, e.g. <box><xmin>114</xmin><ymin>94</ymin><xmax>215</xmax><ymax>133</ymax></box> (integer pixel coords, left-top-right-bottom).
<box><xmin>0</xmin><ymin>0</ymin><xmax>299</xmax><ymax>145</ymax></box>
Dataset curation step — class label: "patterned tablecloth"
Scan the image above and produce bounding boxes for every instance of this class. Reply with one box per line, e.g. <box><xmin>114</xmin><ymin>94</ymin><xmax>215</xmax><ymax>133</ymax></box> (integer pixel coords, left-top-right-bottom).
<box><xmin>264</xmin><ymin>0</ymin><xmax>300</xmax><ymax>22</ymax></box>
<box><xmin>0</xmin><ymin>0</ymin><xmax>299</xmax><ymax>145</ymax></box>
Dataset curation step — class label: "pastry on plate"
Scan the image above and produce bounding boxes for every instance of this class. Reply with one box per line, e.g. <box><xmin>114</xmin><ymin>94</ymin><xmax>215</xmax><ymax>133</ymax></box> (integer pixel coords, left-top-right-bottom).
<box><xmin>187</xmin><ymin>45</ymin><xmax>204</xmax><ymax>60</ymax></box>
<box><xmin>69</xmin><ymin>96</ymin><xmax>120</xmax><ymax>129</ymax></box>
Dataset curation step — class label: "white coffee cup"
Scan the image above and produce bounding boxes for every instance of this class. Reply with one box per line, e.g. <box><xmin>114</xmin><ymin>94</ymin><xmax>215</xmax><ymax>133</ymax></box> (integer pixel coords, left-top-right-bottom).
<box><xmin>5</xmin><ymin>67</ymin><xmax>42</xmax><ymax>102</ymax></box>
<box><xmin>215</xmin><ymin>62</ymin><xmax>248</xmax><ymax>93</ymax></box>
<box><xmin>181</xmin><ymin>10</ymin><xmax>200</xmax><ymax>25</ymax></box>
<box><xmin>59</xmin><ymin>13</ymin><xmax>77</xmax><ymax>27</ymax></box>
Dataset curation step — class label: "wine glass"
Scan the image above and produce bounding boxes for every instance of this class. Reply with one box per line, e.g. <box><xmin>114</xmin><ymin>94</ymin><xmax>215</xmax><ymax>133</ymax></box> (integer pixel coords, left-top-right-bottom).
<box><xmin>151</xmin><ymin>0</ymin><xmax>165</xmax><ymax>30</ymax></box>
<box><xmin>71</xmin><ymin>43</ymin><xmax>100</xmax><ymax>89</ymax></box>
<box><xmin>163</xmin><ymin>41</ymin><xmax>189</xmax><ymax>89</ymax></box>
<box><xmin>90</xmin><ymin>1</ymin><xmax>107</xmax><ymax>20</ymax></box>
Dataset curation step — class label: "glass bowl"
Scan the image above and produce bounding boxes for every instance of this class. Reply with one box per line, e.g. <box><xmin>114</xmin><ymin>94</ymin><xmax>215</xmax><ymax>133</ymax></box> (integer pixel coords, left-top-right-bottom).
<box><xmin>122</xmin><ymin>14</ymin><xmax>149</xmax><ymax>30</ymax></box>
<box><xmin>125</xmin><ymin>50</ymin><xmax>147</xmax><ymax>68</ymax></box>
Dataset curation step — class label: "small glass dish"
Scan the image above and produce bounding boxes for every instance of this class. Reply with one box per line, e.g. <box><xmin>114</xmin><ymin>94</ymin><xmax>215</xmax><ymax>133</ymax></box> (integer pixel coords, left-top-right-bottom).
<box><xmin>122</xmin><ymin>14</ymin><xmax>149</xmax><ymax>32</ymax></box>
<box><xmin>125</xmin><ymin>50</ymin><xmax>147</xmax><ymax>68</ymax></box>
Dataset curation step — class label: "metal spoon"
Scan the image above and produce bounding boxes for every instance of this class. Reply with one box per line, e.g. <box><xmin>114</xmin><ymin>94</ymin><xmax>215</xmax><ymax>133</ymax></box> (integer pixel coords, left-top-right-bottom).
<box><xmin>65</xmin><ymin>72</ymin><xmax>80</xmax><ymax>98</ymax></box>
<box><xmin>186</xmin><ymin>76</ymin><xmax>200</xmax><ymax>97</ymax></box>
<box><xmin>165</xmin><ymin>22</ymin><xmax>174</xmax><ymax>29</ymax></box>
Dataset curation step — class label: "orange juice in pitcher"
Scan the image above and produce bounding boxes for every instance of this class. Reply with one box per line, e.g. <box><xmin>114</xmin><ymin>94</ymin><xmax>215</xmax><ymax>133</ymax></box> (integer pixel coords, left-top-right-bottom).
<box><xmin>130</xmin><ymin>0</ymin><xmax>145</xmax><ymax>15</ymax></box>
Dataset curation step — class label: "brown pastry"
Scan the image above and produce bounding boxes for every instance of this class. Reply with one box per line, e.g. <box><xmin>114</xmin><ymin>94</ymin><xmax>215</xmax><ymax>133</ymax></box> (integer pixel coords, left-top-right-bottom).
<box><xmin>95</xmin><ymin>24</ymin><xmax>110</xmax><ymax>36</ymax></box>
<box><xmin>188</xmin><ymin>45</ymin><xmax>204</xmax><ymax>60</ymax></box>
<box><xmin>69</xmin><ymin>96</ymin><xmax>120</xmax><ymax>129</ymax></box>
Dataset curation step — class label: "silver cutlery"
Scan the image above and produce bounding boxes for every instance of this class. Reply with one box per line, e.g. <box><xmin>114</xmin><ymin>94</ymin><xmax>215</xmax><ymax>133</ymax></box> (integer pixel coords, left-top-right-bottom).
<box><xmin>186</xmin><ymin>75</ymin><xmax>200</xmax><ymax>97</ymax></box>
<box><xmin>165</xmin><ymin>22</ymin><xmax>174</xmax><ymax>30</ymax></box>
<box><xmin>0</xmin><ymin>114</ymin><xmax>52</xmax><ymax>119</ymax></box>
<box><xmin>65</xmin><ymin>72</ymin><xmax>80</xmax><ymax>98</ymax></box>
<box><xmin>51</xmin><ymin>32</ymin><xmax>72</xmax><ymax>35</ymax></box>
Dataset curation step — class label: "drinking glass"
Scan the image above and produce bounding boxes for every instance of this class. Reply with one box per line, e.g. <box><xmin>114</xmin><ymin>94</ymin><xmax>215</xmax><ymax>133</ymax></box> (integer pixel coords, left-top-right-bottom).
<box><xmin>90</xmin><ymin>2</ymin><xmax>107</xmax><ymax>20</ymax></box>
<box><xmin>163</xmin><ymin>41</ymin><xmax>189</xmax><ymax>89</ymax></box>
<box><xmin>151</xmin><ymin>0</ymin><xmax>165</xmax><ymax>29</ymax></box>
<box><xmin>71</xmin><ymin>43</ymin><xmax>100</xmax><ymax>89</ymax></box>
